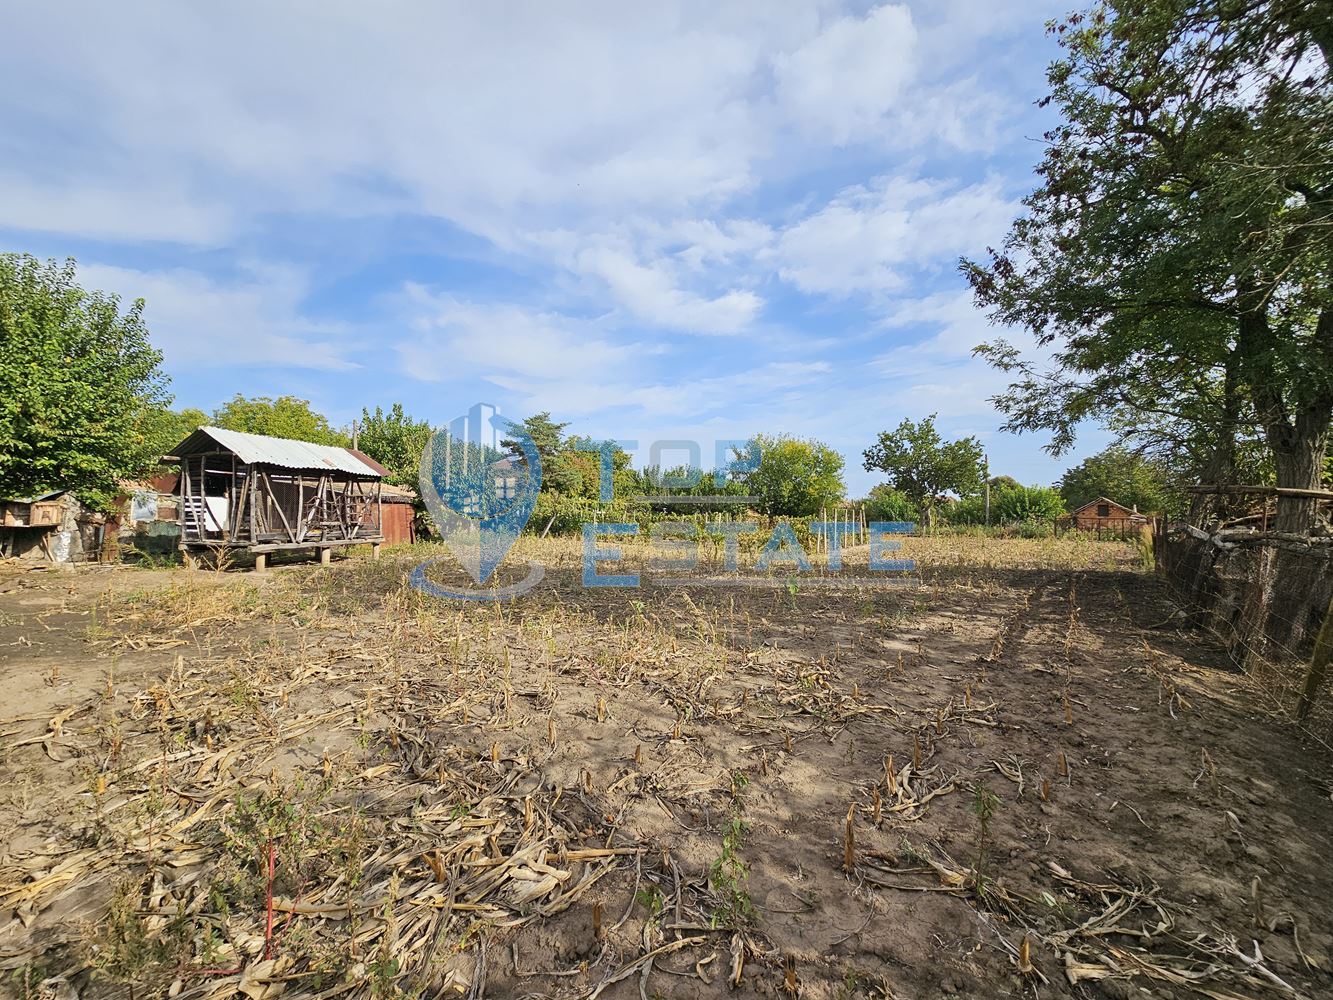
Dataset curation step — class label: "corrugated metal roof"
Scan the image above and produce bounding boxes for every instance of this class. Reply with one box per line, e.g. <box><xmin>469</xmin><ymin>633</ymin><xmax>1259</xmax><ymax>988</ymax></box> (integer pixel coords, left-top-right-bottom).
<box><xmin>171</xmin><ymin>427</ymin><xmax>384</xmax><ymax>477</ymax></box>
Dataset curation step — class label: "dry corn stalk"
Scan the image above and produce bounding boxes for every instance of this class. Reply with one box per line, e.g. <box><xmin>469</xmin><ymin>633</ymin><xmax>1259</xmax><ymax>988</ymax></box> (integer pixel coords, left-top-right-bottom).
<box><xmin>843</xmin><ymin>804</ymin><xmax>856</xmax><ymax>873</ymax></box>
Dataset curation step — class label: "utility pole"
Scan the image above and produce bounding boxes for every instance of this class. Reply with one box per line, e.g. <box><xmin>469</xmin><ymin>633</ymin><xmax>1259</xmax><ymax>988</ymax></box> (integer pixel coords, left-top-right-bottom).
<box><xmin>984</xmin><ymin>453</ymin><xmax>991</xmax><ymax>527</ymax></box>
<box><xmin>352</xmin><ymin>420</ymin><xmax>359</xmax><ymax>451</ymax></box>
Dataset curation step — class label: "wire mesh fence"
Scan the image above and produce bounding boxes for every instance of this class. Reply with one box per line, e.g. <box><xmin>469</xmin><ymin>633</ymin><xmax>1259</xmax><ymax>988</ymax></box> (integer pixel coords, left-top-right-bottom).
<box><xmin>1155</xmin><ymin>522</ymin><xmax>1333</xmax><ymax>748</ymax></box>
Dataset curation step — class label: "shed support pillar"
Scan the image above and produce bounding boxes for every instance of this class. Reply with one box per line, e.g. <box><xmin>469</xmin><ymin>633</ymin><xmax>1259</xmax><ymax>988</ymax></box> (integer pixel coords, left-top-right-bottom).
<box><xmin>254</xmin><ymin>553</ymin><xmax>267</xmax><ymax>573</ymax></box>
<box><xmin>320</xmin><ymin>547</ymin><xmax>332</xmax><ymax>566</ymax></box>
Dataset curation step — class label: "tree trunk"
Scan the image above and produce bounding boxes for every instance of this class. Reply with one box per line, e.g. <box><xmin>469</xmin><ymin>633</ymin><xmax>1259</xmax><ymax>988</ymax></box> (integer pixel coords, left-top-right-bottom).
<box><xmin>1238</xmin><ymin>301</ymin><xmax>1333</xmax><ymax>534</ymax></box>
<box><xmin>920</xmin><ymin>501</ymin><xmax>935</xmax><ymax>532</ymax></box>
<box><xmin>1189</xmin><ymin>350</ymin><xmax>1243</xmax><ymax>525</ymax></box>
<box><xmin>1270</xmin><ymin>411</ymin><xmax>1329</xmax><ymax>532</ymax></box>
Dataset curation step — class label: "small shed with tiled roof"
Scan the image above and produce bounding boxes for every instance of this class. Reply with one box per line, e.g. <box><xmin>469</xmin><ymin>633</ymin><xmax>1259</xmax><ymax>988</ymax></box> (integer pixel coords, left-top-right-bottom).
<box><xmin>1061</xmin><ymin>496</ymin><xmax>1150</xmax><ymax>534</ymax></box>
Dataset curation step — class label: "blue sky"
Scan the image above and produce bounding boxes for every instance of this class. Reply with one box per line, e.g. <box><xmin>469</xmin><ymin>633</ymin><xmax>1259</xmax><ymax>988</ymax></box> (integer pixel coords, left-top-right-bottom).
<box><xmin>0</xmin><ymin>0</ymin><xmax>1109</xmax><ymax>495</ymax></box>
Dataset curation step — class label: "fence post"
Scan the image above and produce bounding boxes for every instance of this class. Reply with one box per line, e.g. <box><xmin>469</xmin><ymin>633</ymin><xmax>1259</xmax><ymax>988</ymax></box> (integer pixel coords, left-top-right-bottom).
<box><xmin>1296</xmin><ymin>595</ymin><xmax>1333</xmax><ymax>722</ymax></box>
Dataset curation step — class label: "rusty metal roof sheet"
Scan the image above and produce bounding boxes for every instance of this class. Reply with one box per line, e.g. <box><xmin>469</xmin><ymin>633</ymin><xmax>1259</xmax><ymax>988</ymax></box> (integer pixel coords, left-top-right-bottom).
<box><xmin>169</xmin><ymin>427</ymin><xmax>384</xmax><ymax>477</ymax></box>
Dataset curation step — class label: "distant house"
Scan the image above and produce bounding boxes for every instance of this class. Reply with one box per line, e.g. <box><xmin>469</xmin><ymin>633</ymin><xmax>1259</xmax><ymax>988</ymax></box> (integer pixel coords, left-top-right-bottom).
<box><xmin>1061</xmin><ymin>496</ymin><xmax>1151</xmax><ymax>535</ymax></box>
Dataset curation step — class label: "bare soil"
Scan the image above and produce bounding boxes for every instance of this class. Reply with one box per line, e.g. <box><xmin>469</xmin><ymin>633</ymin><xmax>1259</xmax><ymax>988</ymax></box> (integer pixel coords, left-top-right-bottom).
<box><xmin>1</xmin><ymin>537</ymin><xmax>1331</xmax><ymax>1000</ymax></box>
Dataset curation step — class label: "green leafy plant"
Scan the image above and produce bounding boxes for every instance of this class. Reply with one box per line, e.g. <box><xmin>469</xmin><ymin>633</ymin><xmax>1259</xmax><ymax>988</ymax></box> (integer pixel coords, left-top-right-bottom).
<box><xmin>968</xmin><ymin>781</ymin><xmax>1001</xmax><ymax>897</ymax></box>
<box><xmin>708</xmin><ymin>812</ymin><xmax>756</xmax><ymax>928</ymax></box>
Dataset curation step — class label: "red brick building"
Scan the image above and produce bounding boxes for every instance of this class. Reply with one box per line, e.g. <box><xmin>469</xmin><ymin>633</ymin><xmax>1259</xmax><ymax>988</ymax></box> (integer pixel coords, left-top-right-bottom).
<box><xmin>1061</xmin><ymin>496</ymin><xmax>1151</xmax><ymax>535</ymax></box>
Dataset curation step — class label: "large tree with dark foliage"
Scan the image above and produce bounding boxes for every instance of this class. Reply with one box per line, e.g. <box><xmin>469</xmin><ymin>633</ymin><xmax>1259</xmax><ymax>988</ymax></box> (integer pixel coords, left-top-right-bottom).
<box><xmin>964</xmin><ymin>0</ymin><xmax>1332</xmax><ymax>531</ymax></box>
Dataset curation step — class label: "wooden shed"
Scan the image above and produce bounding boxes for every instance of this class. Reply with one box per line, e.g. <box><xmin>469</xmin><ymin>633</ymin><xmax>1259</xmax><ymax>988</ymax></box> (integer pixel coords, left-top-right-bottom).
<box><xmin>1</xmin><ymin>491</ymin><xmax>106</xmax><ymax>563</ymax></box>
<box><xmin>165</xmin><ymin>427</ymin><xmax>389</xmax><ymax>570</ymax></box>
<box><xmin>378</xmin><ymin>483</ymin><xmax>418</xmax><ymax>545</ymax></box>
<box><xmin>1061</xmin><ymin>496</ymin><xmax>1150</xmax><ymax>536</ymax></box>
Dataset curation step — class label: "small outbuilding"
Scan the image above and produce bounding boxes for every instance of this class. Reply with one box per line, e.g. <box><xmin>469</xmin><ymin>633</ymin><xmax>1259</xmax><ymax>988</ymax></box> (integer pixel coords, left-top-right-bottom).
<box><xmin>1061</xmin><ymin>496</ymin><xmax>1151</xmax><ymax>536</ymax></box>
<box><xmin>112</xmin><ymin>475</ymin><xmax>183</xmax><ymax>558</ymax></box>
<box><xmin>165</xmin><ymin>426</ymin><xmax>389</xmax><ymax>570</ymax></box>
<box><xmin>378</xmin><ymin>483</ymin><xmax>419</xmax><ymax>545</ymax></box>
<box><xmin>1</xmin><ymin>491</ymin><xmax>106</xmax><ymax>564</ymax></box>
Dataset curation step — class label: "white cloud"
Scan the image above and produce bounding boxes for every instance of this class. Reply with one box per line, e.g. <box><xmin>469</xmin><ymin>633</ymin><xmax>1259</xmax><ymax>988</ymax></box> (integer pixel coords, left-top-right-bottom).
<box><xmin>773</xmin><ymin>176</ymin><xmax>1017</xmax><ymax>296</ymax></box>
<box><xmin>494</xmin><ymin>358</ymin><xmax>834</xmax><ymax>423</ymax></box>
<box><xmin>774</xmin><ymin>4</ymin><xmax>918</xmax><ymax>144</ymax></box>
<box><xmin>869</xmin><ymin>288</ymin><xmax>1048</xmax><ymax>421</ymax></box>
<box><xmin>74</xmin><ymin>262</ymin><xmax>358</xmax><ymax>372</ymax></box>
<box><xmin>0</xmin><ymin>0</ymin><xmax>1082</xmax><ymax>494</ymax></box>
<box><xmin>0</xmin><ymin>174</ymin><xmax>231</xmax><ymax>245</ymax></box>
<box><xmin>395</xmin><ymin>289</ymin><xmax>641</xmax><ymax>382</ymax></box>
<box><xmin>573</xmin><ymin>243</ymin><xmax>762</xmax><ymax>334</ymax></box>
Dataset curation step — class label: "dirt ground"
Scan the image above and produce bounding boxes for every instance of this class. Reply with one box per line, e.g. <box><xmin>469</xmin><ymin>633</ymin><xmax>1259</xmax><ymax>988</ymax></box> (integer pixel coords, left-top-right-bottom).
<box><xmin>1</xmin><ymin>535</ymin><xmax>1331</xmax><ymax>1000</ymax></box>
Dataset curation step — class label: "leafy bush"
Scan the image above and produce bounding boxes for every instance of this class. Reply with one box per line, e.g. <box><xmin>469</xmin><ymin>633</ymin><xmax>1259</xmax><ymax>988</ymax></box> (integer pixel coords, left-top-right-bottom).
<box><xmin>1014</xmin><ymin>518</ymin><xmax>1055</xmax><ymax>539</ymax></box>
<box><xmin>528</xmin><ymin>493</ymin><xmax>653</xmax><ymax>535</ymax></box>
<box><xmin>861</xmin><ymin>485</ymin><xmax>915</xmax><ymax>523</ymax></box>
<box><xmin>995</xmin><ymin>485</ymin><xmax>1066</xmax><ymax>523</ymax></box>
<box><xmin>946</xmin><ymin>485</ymin><xmax>1065</xmax><ymax>526</ymax></box>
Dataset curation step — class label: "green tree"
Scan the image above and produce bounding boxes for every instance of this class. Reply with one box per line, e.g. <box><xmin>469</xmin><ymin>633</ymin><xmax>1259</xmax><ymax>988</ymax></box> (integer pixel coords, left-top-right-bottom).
<box><xmin>158</xmin><ymin>407</ymin><xmax>209</xmax><ymax>449</ymax></box>
<box><xmin>1059</xmin><ymin>446</ymin><xmax>1172</xmax><ymax>514</ymax></box>
<box><xmin>502</xmin><ymin>412</ymin><xmax>567</xmax><ymax>467</ymax></box>
<box><xmin>566</xmin><ymin>435</ymin><xmax>640</xmax><ymax>500</ymax></box>
<box><xmin>356</xmin><ymin>404</ymin><xmax>430</xmax><ymax>486</ymax></box>
<box><xmin>0</xmin><ymin>255</ymin><xmax>172</xmax><ymax>508</ymax></box>
<box><xmin>860</xmin><ymin>484</ymin><xmax>916</xmax><ymax>523</ymax></box>
<box><xmin>744</xmin><ymin>434</ymin><xmax>845</xmax><ymax>518</ymax></box>
<box><xmin>502</xmin><ymin>412</ymin><xmax>584</xmax><ymax>494</ymax></box>
<box><xmin>212</xmin><ymin>395</ymin><xmax>349</xmax><ymax>447</ymax></box>
<box><xmin>963</xmin><ymin>1</ymin><xmax>1332</xmax><ymax>532</ymax></box>
<box><xmin>862</xmin><ymin>415</ymin><xmax>984</xmax><ymax>526</ymax></box>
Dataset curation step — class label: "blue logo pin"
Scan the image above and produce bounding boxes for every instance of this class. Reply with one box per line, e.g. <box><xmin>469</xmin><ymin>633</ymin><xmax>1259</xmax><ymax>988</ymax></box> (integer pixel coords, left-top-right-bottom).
<box><xmin>412</xmin><ymin>403</ymin><xmax>544</xmax><ymax>600</ymax></box>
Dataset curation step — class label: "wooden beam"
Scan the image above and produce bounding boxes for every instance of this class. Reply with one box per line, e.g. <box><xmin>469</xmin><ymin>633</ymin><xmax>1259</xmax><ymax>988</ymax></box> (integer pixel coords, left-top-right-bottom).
<box><xmin>1184</xmin><ymin>484</ymin><xmax>1333</xmax><ymax>499</ymax></box>
<box><xmin>249</xmin><ymin>537</ymin><xmax>382</xmax><ymax>553</ymax></box>
<box><xmin>260</xmin><ymin>469</ymin><xmax>297</xmax><ymax>542</ymax></box>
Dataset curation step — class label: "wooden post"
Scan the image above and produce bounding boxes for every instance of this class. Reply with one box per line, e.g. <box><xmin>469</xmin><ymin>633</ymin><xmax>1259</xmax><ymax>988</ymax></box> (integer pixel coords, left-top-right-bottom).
<box><xmin>179</xmin><ymin>458</ymin><xmax>188</xmax><ymax>544</ymax></box>
<box><xmin>320</xmin><ymin>546</ymin><xmax>332</xmax><ymax>566</ymax></box>
<box><xmin>254</xmin><ymin>552</ymin><xmax>267</xmax><ymax>573</ymax></box>
<box><xmin>229</xmin><ymin>453</ymin><xmax>237</xmax><ymax>539</ymax></box>
<box><xmin>1296</xmin><ymin>596</ymin><xmax>1333</xmax><ymax>722</ymax></box>
<box><xmin>372</xmin><ymin>542</ymin><xmax>382</xmax><ymax>561</ymax></box>
<box><xmin>248</xmin><ymin>465</ymin><xmax>259</xmax><ymax>543</ymax></box>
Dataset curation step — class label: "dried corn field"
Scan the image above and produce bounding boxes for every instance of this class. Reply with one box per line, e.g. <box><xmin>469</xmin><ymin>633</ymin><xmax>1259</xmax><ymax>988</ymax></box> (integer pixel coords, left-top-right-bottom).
<box><xmin>1</xmin><ymin>535</ymin><xmax>1331</xmax><ymax>1000</ymax></box>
